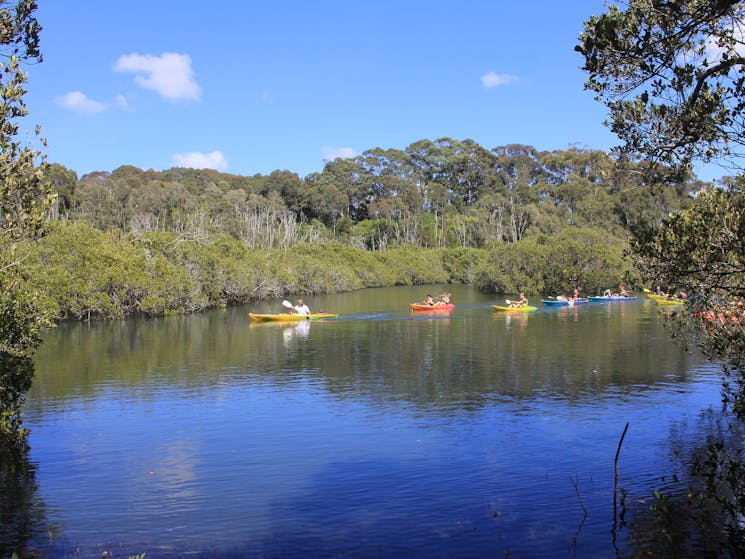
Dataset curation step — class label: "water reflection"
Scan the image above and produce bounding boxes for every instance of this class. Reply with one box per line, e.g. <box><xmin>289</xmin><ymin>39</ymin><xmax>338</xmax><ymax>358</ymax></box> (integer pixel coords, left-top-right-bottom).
<box><xmin>28</xmin><ymin>291</ymin><xmax>704</xmax><ymax>410</ymax></box>
<box><xmin>22</xmin><ymin>286</ymin><xmax>725</xmax><ymax>558</ymax></box>
<box><xmin>282</xmin><ymin>320</ymin><xmax>310</xmax><ymax>346</ymax></box>
<box><xmin>0</xmin><ymin>449</ymin><xmax>54</xmax><ymax>557</ymax></box>
<box><xmin>409</xmin><ymin>307</ymin><xmax>453</xmax><ymax>318</ymax></box>
<box><xmin>495</xmin><ymin>312</ymin><xmax>529</xmax><ymax>330</ymax></box>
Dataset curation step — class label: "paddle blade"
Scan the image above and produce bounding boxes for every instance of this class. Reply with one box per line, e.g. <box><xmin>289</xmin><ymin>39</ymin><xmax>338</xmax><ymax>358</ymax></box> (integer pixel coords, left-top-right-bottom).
<box><xmin>643</xmin><ymin>288</ymin><xmax>651</xmax><ymax>293</ymax></box>
<box><xmin>505</xmin><ymin>299</ymin><xmax>511</xmax><ymax>305</ymax></box>
<box><xmin>282</xmin><ymin>300</ymin><xmax>293</xmax><ymax>308</ymax></box>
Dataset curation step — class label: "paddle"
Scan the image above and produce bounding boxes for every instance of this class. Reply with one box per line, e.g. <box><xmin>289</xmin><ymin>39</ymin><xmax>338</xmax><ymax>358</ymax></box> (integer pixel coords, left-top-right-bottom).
<box><xmin>282</xmin><ymin>300</ymin><xmax>294</xmax><ymax>313</ymax></box>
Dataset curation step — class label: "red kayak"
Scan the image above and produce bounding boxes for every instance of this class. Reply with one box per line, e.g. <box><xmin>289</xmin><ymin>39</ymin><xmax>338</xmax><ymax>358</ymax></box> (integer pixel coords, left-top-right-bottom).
<box><xmin>410</xmin><ymin>303</ymin><xmax>455</xmax><ymax>311</ymax></box>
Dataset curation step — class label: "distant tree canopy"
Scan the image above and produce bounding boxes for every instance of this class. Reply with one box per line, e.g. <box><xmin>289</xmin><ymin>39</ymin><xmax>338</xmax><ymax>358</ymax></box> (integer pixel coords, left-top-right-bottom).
<box><xmin>43</xmin><ymin>139</ymin><xmax>703</xmax><ymax>252</ymax></box>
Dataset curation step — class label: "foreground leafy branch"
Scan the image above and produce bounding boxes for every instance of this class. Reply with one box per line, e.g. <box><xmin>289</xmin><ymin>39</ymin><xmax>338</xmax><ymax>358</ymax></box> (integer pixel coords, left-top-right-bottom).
<box><xmin>0</xmin><ymin>0</ymin><xmax>55</xmax><ymax>450</ymax></box>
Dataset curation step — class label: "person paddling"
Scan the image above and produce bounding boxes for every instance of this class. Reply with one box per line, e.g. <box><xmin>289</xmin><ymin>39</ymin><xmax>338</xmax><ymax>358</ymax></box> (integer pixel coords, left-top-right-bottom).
<box><xmin>294</xmin><ymin>299</ymin><xmax>310</xmax><ymax>316</ymax></box>
<box><xmin>509</xmin><ymin>293</ymin><xmax>528</xmax><ymax>308</ymax></box>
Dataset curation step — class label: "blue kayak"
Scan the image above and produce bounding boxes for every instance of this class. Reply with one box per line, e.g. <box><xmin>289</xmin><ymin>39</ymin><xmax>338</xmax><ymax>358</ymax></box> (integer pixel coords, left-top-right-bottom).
<box><xmin>541</xmin><ymin>298</ymin><xmax>589</xmax><ymax>306</ymax></box>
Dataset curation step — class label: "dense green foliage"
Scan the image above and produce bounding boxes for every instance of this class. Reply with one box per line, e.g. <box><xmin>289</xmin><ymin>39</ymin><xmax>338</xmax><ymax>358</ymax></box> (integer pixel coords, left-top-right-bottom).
<box><xmin>579</xmin><ymin>0</ymin><xmax>745</xmax><ymax>553</ymax></box>
<box><xmin>0</xmin><ymin>0</ymin><xmax>54</xmax><ymax>451</ymax></box>
<box><xmin>633</xmin><ymin>187</ymin><xmax>745</xmax><ymax>406</ymax></box>
<box><xmin>577</xmin><ymin>0</ymin><xmax>745</xmax><ymax>175</ymax></box>
<box><xmin>18</xmin><ymin>222</ymin><xmax>637</xmax><ymax>321</ymax></box>
<box><xmin>25</xmin><ymin>139</ymin><xmax>704</xmax><ymax>320</ymax></box>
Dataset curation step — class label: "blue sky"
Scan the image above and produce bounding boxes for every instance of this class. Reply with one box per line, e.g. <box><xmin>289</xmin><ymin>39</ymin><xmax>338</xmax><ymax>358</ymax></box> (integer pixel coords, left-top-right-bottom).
<box><xmin>22</xmin><ymin>1</ymin><xmax>717</xmax><ymax>181</ymax></box>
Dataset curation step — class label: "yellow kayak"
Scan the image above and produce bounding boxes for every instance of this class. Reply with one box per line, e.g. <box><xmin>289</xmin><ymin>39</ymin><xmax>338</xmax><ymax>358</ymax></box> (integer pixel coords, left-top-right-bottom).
<box><xmin>492</xmin><ymin>305</ymin><xmax>538</xmax><ymax>312</ymax></box>
<box><xmin>643</xmin><ymin>288</ymin><xmax>669</xmax><ymax>300</ymax></box>
<box><xmin>248</xmin><ymin>312</ymin><xmax>338</xmax><ymax>321</ymax></box>
<box><xmin>655</xmin><ymin>299</ymin><xmax>685</xmax><ymax>306</ymax></box>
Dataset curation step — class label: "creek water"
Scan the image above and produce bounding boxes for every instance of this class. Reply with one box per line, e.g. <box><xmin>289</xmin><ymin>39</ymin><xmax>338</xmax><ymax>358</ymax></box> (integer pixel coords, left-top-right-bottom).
<box><xmin>11</xmin><ymin>285</ymin><xmax>723</xmax><ymax>557</ymax></box>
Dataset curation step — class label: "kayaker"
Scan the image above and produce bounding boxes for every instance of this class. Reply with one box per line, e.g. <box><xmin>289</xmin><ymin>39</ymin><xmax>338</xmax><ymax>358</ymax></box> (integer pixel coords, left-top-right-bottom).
<box><xmin>572</xmin><ymin>288</ymin><xmax>580</xmax><ymax>300</ymax></box>
<box><xmin>439</xmin><ymin>292</ymin><xmax>451</xmax><ymax>304</ymax></box>
<box><xmin>294</xmin><ymin>299</ymin><xmax>310</xmax><ymax>316</ymax></box>
<box><xmin>509</xmin><ymin>293</ymin><xmax>528</xmax><ymax>308</ymax></box>
<box><xmin>424</xmin><ymin>294</ymin><xmax>435</xmax><ymax>306</ymax></box>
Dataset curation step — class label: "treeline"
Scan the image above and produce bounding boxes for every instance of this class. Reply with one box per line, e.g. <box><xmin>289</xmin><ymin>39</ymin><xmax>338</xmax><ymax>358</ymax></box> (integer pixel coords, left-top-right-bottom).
<box><xmin>25</xmin><ymin>138</ymin><xmax>705</xmax><ymax>319</ymax></box>
<box><xmin>45</xmin><ymin>138</ymin><xmax>701</xmax><ymax>250</ymax></box>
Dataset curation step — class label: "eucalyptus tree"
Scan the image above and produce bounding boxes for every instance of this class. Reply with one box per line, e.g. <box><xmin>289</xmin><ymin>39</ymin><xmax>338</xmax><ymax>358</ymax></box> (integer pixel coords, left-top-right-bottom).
<box><xmin>405</xmin><ymin>139</ymin><xmax>446</xmax><ymax>189</ymax></box>
<box><xmin>436</xmin><ymin>138</ymin><xmax>501</xmax><ymax>208</ymax></box>
<box><xmin>314</xmin><ymin>157</ymin><xmax>368</xmax><ymax>222</ymax></box>
<box><xmin>0</xmin><ymin>0</ymin><xmax>55</xmax><ymax>450</ymax></box>
<box><xmin>542</xmin><ymin>147</ymin><xmax>615</xmax><ymax>214</ymax></box>
<box><xmin>258</xmin><ymin>170</ymin><xmax>305</xmax><ymax>216</ymax></box>
<box><xmin>42</xmin><ymin>162</ymin><xmax>78</xmax><ymax>218</ymax></box>
<box><xmin>489</xmin><ymin>144</ymin><xmax>546</xmax><ymax>240</ymax></box>
<box><xmin>302</xmin><ymin>171</ymin><xmax>351</xmax><ymax>233</ymax></box>
<box><xmin>405</xmin><ymin>137</ymin><xmax>501</xmax><ymax>209</ymax></box>
<box><xmin>491</xmin><ymin>144</ymin><xmax>546</xmax><ymax>195</ymax></box>
<box><xmin>74</xmin><ymin>171</ymin><xmax>132</xmax><ymax>230</ymax></box>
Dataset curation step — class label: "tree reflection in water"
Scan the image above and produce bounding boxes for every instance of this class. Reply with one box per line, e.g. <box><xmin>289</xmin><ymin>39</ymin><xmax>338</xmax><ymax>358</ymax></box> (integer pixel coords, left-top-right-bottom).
<box><xmin>0</xmin><ymin>444</ymin><xmax>53</xmax><ymax>557</ymax></box>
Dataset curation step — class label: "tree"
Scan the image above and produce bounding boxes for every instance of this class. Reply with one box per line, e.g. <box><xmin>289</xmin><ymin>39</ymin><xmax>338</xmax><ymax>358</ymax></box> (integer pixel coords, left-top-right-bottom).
<box><xmin>577</xmin><ymin>0</ymin><xmax>745</xmax><ymax>174</ymax></box>
<box><xmin>578</xmin><ymin>0</ymin><xmax>745</xmax><ymax>383</ymax></box>
<box><xmin>0</xmin><ymin>0</ymin><xmax>54</xmax><ymax>451</ymax></box>
<box><xmin>42</xmin><ymin>162</ymin><xmax>78</xmax><ymax>217</ymax></box>
<box><xmin>578</xmin><ymin>0</ymin><xmax>745</xmax><ymax>549</ymax></box>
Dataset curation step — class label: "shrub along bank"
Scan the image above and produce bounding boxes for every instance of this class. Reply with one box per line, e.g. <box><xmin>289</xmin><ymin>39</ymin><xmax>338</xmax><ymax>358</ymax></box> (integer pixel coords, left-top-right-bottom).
<box><xmin>19</xmin><ymin>222</ymin><xmax>634</xmax><ymax>321</ymax></box>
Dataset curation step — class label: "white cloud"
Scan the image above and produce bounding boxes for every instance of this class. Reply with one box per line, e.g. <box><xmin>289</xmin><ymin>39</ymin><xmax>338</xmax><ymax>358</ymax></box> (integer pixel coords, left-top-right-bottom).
<box><xmin>171</xmin><ymin>150</ymin><xmax>228</xmax><ymax>171</ymax></box>
<box><xmin>321</xmin><ymin>146</ymin><xmax>357</xmax><ymax>161</ymax></box>
<box><xmin>114</xmin><ymin>52</ymin><xmax>201</xmax><ymax>101</ymax></box>
<box><xmin>114</xmin><ymin>94</ymin><xmax>130</xmax><ymax>110</ymax></box>
<box><xmin>480</xmin><ymin>71</ymin><xmax>518</xmax><ymax>89</ymax></box>
<box><xmin>54</xmin><ymin>91</ymin><xmax>107</xmax><ymax>114</ymax></box>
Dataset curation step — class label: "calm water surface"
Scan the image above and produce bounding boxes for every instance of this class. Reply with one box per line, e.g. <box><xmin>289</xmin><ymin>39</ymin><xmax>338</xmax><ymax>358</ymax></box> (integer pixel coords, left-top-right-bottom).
<box><xmin>11</xmin><ymin>286</ymin><xmax>723</xmax><ymax>557</ymax></box>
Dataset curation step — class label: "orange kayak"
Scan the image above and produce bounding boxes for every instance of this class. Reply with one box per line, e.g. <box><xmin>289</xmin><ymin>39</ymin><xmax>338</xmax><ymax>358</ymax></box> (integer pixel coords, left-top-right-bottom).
<box><xmin>410</xmin><ymin>303</ymin><xmax>455</xmax><ymax>311</ymax></box>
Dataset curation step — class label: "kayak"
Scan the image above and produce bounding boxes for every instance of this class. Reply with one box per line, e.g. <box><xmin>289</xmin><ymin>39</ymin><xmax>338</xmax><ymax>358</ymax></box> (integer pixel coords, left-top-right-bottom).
<box><xmin>655</xmin><ymin>298</ymin><xmax>685</xmax><ymax>306</ymax></box>
<box><xmin>410</xmin><ymin>303</ymin><xmax>455</xmax><ymax>311</ymax></box>
<box><xmin>588</xmin><ymin>296</ymin><xmax>638</xmax><ymax>302</ymax></box>
<box><xmin>541</xmin><ymin>298</ymin><xmax>589</xmax><ymax>306</ymax></box>
<box><xmin>643</xmin><ymin>288</ymin><xmax>669</xmax><ymax>300</ymax></box>
<box><xmin>248</xmin><ymin>312</ymin><xmax>338</xmax><ymax>321</ymax></box>
<box><xmin>492</xmin><ymin>305</ymin><xmax>537</xmax><ymax>312</ymax></box>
